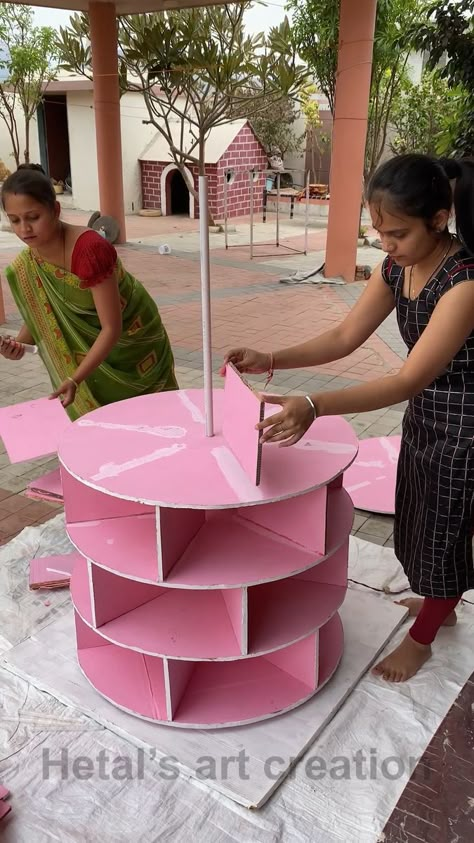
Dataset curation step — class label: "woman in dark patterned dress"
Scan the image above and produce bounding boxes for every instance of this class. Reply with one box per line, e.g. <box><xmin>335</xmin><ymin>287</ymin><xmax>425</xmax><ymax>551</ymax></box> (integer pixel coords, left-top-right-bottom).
<box><xmin>224</xmin><ymin>154</ymin><xmax>474</xmax><ymax>681</ymax></box>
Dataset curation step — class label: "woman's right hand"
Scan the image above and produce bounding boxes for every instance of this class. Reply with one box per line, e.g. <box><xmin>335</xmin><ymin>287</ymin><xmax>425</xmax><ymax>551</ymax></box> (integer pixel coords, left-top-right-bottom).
<box><xmin>0</xmin><ymin>337</ymin><xmax>25</xmax><ymax>361</ymax></box>
<box><xmin>221</xmin><ymin>347</ymin><xmax>271</xmax><ymax>375</ymax></box>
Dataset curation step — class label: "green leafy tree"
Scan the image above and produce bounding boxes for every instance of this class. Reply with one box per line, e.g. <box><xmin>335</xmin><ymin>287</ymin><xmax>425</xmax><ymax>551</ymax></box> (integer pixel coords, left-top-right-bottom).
<box><xmin>0</xmin><ymin>4</ymin><xmax>57</xmax><ymax>166</ymax></box>
<box><xmin>56</xmin><ymin>6</ymin><xmax>307</xmax><ymax>222</ymax></box>
<box><xmin>249</xmin><ymin>94</ymin><xmax>303</xmax><ymax>158</ymax></box>
<box><xmin>435</xmin><ymin>88</ymin><xmax>473</xmax><ymax>157</ymax></box>
<box><xmin>287</xmin><ymin>0</ymin><xmax>338</xmax><ymax>114</ymax></box>
<box><xmin>288</xmin><ymin>0</ymin><xmax>429</xmax><ymax>182</ymax></box>
<box><xmin>299</xmin><ymin>84</ymin><xmax>329</xmax><ymax>181</ymax></box>
<box><xmin>410</xmin><ymin>0</ymin><xmax>474</xmax><ymax>155</ymax></box>
<box><xmin>390</xmin><ymin>71</ymin><xmax>462</xmax><ymax>155</ymax></box>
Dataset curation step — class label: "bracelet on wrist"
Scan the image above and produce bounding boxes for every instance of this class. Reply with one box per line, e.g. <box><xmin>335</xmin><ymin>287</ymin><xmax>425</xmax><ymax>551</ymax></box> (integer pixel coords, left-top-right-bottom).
<box><xmin>304</xmin><ymin>394</ymin><xmax>317</xmax><ymax>420</ymax></box>
<box><xmin>67</xmin><ymin>376</ymin><xmax>79</xmax><ymax>389</ymax></box>
<box><xmin>264</xmin><ymin>352</ymin><xmax>274</xmax><ymax>388</ymax></box>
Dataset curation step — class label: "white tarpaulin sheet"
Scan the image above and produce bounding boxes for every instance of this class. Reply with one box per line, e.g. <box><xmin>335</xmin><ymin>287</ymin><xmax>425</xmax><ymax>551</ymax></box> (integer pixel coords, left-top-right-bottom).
<box><xmin>1</xmin><ymin>515</ymin><xmax>473</xmax><ymax>842</ymax></box>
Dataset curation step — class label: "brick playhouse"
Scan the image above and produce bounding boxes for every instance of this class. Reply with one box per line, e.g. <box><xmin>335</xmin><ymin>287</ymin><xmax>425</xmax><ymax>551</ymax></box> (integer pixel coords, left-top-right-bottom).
<box><xmin>139</xmin><ymin>120</ymin><xmax>268</xmax><ymax>220</ymax></box>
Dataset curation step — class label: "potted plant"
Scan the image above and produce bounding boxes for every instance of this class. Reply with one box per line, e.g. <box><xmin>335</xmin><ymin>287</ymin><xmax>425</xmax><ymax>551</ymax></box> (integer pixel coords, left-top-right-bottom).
<box><xmin>358</xmin><ymin>224</ymin><xmax>368</xmax><ymax>246</ymax></box>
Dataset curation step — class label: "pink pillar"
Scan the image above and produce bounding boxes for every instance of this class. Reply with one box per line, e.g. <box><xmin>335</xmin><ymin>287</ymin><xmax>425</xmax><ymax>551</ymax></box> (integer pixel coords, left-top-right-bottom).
<box><xmin>88</xmin><ymin>1</ymin><xmax>126</xmax><ymax>243</ymax></box>
<box><xmin>324</xmin><ymin>0</ymin><xmax>377</xmax><ymax>282</ymax></box>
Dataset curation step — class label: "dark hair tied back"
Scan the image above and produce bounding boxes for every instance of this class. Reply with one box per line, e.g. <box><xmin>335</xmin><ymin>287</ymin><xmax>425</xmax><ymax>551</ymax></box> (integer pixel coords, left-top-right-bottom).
<box><xmin>1</xmin><ymin>164</ymin><xmax>56</xmax><ymax>212</ymax></box>
<box><xmin>439</xmin><ymin>158</ymin><xmax>462</xmax><ymax>180</ymax></box>
<box><xmin>367</xmin><ymin>153</ymin><xmax>474</xmax><ymax>256</ymax></box>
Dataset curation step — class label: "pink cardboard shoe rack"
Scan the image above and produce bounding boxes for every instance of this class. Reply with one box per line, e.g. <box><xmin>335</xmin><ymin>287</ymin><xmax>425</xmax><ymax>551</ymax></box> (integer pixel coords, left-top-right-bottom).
<box><xmin>59</xmin><ymin>384</ymin><xmax>358</xmax><ymax>728</ymax></box>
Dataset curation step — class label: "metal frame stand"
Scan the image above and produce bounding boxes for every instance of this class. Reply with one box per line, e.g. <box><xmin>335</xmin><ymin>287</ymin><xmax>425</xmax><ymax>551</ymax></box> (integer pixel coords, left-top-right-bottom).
<box><xmin>223</xmin><ymin>168</ymin><xmax>310</xmax><ymax>260</ymax></box>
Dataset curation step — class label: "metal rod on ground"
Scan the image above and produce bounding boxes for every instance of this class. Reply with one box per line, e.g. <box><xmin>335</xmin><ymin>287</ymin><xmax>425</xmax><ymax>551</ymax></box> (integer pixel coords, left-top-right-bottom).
<box><xmin>276</xmin><ymin>172</ymin><xmax>280</xmax><ymax>248</ymax></box>
<box><xmin>249</xmin><ymin>170</ymin><xmax>254</xmax><ymax>260</ymax></box>
<box><xmin>224</xmin><ymin>173</ymin><xmax>228</xmax><ymax>250</ymax></box>
<box><xmin>304</xmin><ymin>170</ymin><xmax>310</xmax><ymax>256</ymax></box>
<box><xmin>198</xmin><ymin>175</ymin><xmax>214</xmax><ymax>437</ymax></box>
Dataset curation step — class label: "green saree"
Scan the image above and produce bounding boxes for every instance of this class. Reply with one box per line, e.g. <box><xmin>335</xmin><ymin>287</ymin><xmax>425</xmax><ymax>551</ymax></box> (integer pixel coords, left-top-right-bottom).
<box><xmin>5</xmin><ymin>248</ymin><xmax>178</xmax><ymax>420</ymax></box>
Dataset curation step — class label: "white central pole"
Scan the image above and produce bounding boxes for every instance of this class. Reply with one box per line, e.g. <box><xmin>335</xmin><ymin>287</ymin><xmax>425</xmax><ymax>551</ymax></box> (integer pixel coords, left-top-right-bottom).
<box><xmin>198</xmin><ymin>175</ymin><xmax>214</xmax><ymax>437</ymax></box>
<box><xmin>304</xmin><ymin>169</ymin><xmax>310</xmax><ymax>255</ymax></box>
<box><xmin>249</xmin><ymin>170</ymin><xmax>254</xmax><ymax>260</ymax></box>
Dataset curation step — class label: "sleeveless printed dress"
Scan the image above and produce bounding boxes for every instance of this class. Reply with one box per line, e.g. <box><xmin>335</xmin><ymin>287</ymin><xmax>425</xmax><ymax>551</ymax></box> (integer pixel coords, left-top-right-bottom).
<box><xmin>382</xmin><ymin>249</ymin><xmax>474</xmax><ymax>598</ymax></box>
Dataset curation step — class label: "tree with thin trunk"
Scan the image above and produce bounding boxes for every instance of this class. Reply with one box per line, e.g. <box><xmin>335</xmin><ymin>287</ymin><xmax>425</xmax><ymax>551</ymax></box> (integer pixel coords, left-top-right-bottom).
<box><xmin>249</xmin><ymin>94</ymin><xmax>303</xmax><ymax>160</ymax></box>
<box><xmin>409</xmin><ymin>0</ymin><xmax>474</xmax><ymax>156</ymax></box>
<box><xmin>299</xmin><ymin>84</ymin><xmax>329</xmax><ymax>182</ymax></box>
<box><xmin>0</xmin><ymin>4</ymin><xmax>57</xmax><ymax>167</ymax></box>
<box><xmin>56</xmin><ymin>5</ymin><xmax>307</xmax><ymax>223</ymax></box>
<box><xmin>288</xmin><ymin>0</ymin><xmax>430</xmax><ymax>184</ymax></box>
<box><xmin>390</xmin><ymin>71</ymin><xmax>463</xmax><ymax>156</ymax></box>
<box><xmin>286</xmin><ymin>0</ymin><xmax>338</xmax><ymax>115</ymax></box>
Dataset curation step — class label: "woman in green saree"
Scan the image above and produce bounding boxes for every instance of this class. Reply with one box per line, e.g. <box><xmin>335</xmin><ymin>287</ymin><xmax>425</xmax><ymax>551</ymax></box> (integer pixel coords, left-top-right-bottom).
<box><xmin>1</xmin><ymin>166</ymin><xmax>177</xmax><ymax>420</ymax></box>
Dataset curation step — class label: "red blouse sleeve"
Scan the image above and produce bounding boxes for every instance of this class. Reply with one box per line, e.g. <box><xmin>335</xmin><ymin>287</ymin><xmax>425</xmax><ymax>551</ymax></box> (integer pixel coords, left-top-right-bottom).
<box><xmin>71</xmin><ymin>230</ymin><xmax>118</xmax><ymax>288</ymax></box>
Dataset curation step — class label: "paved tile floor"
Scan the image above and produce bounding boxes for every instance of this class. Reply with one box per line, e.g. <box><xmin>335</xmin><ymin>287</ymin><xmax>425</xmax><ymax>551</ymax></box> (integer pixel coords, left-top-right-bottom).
<box><xmin>0</xmin><ymin>211</ymin><xmax>470</xmax><ymax>841</ymax></box>
<box><xmin>0</xmin><ymin>211</ymin><xmax>401</xmax><ymax>546</ymax></box>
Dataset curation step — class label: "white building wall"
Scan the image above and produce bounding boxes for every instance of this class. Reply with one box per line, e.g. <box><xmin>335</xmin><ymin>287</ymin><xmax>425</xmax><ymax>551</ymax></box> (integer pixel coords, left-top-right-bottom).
<box><xmin>406</xmin><ymin>51</ymin><xmax>424</xmax><ymax>84</ymax></box>
<box><xmin>0</xmin><ymin>107</ymin><xmax>40</xmax><ymax>174</ymax></box>
<box><xmin>66</xmin><ymin>90</ymin><xmax>157</xmax><ymax>214</ymax></box>
<box><xmin>67</xmin><ymin>90</ymin><xmax>99</xmax><ymax>211</ymax></box>
<box><xmin>119</xmin><ymin>92</ymin><xmax>157</xmax><ymax>214</ymax></box>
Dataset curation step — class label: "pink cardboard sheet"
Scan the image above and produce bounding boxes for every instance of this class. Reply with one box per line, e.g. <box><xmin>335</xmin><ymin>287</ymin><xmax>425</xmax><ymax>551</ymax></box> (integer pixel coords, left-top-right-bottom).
<box><xmin>223</xmin><ymin>363</ymin><xmax>263</xmax><ymax>485</ymax></box>
<box><xmin>26</xmin><ymin>467</ymin><xmax>63</xmax><ymax>503</ymax></box>
<box><xmin>29</xmin><ymin>552</ymin><xmax>81</xmax><ymax>590</ymax></box>
<box><xmin>0</xmin><ymin>398</ymin><xmax>71</xmax><ymax>463</ymax></box>
<box><xmin>343</xmin><ymin>435</ymin><xmax>400</xmax><ymax>515</ymax></box>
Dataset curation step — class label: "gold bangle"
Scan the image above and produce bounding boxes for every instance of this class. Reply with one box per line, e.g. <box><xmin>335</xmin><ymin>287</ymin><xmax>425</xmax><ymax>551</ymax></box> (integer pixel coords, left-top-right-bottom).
<box><xmin>67</xmin><ymin>376</ymin><xmax>79</xmax><ymax>389</ymax></box>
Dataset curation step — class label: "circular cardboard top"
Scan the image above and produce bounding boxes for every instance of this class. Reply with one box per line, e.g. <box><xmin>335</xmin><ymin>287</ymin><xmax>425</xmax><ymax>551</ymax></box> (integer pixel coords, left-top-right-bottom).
<box><xmin>59</xmin><ymin>389</ymin><xmax>358</xmax><ymax>508</ymax></box>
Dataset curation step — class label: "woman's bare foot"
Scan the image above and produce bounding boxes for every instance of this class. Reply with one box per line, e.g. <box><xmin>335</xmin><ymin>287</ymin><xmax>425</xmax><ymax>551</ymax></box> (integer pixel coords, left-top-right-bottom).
<box><xmin>372</xmin><ymin>633</ymin><xmax>432</xmax><ymax>682</ymax></box>
<box><xmin>396</xmin><ymin>597</ymin><xmax>457</xmax><ymax>626</ymax></box>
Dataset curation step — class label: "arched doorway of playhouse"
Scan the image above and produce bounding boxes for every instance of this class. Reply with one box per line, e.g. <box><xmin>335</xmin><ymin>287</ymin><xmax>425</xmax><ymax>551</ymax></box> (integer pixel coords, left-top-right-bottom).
<box><xmin>160</xmin><ymin>164</ymin><xmax>195</xmax><ymax>218</ymax></box>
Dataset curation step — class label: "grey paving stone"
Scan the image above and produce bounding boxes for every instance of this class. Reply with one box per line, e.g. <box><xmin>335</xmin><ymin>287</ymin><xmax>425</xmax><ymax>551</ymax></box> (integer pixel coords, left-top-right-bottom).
<box><xmin>360</xmin><ymin>516</ymin><xmax>394</xmax><ymax>540</ymax></box>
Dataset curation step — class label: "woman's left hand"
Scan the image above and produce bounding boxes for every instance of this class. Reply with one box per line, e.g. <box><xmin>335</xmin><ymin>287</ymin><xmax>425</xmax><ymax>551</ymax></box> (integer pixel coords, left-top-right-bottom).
<box><xmin>257</xmin><ymin>394</ymin><xmax>317</xmax><ymax>446</ymax></box>
<box><xmin>50</xmin><ymin>379</ymin><xmax>77</xmax><ymax>408</ymax></box>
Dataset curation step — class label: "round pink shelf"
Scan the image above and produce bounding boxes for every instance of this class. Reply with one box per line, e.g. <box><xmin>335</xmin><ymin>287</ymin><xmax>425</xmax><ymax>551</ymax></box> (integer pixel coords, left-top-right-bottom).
<box><xmin>64</xmin><ymin>388</ymin><xmax>356</xmax><ymax>728</ymax></box>
<box><xmin>58</xmin><ymin>389</ymin><xmax>357</xmax><ymax>508</ymax></box>
<box><xmin>75</xmin><ymin>612</ymin><xmax>344</xmax><ymax>729</ymax></box>
<box><xmin>66</xmin><ymin>486</ymin><xmax>353</xmax><ymax>588</ymax></box>
<box><xmin>343</xmin><ymin>435</ymin><xmax>400</xmax><ymax>515</ymax></box>
<box><xmin>70</xmin><ymin>543</ymin><xmax>348</xmax><ymax>661</ymax></box>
